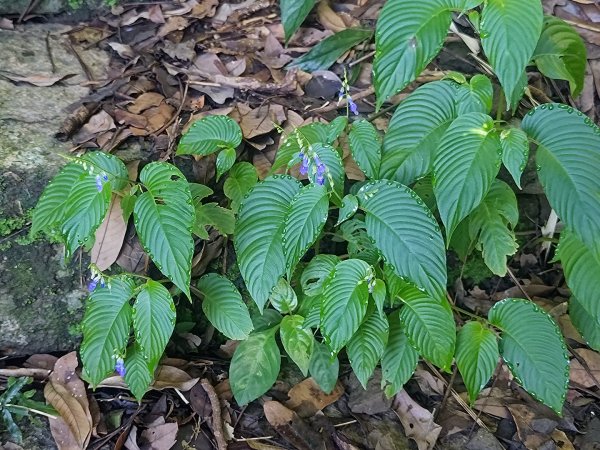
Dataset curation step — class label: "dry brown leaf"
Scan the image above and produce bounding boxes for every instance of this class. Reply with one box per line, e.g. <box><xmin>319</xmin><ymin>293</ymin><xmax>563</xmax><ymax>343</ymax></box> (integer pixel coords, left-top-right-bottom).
<box><xmin>158</xmin><ymin>16</ymin><xmax>190</xmax><ymax>37</ymax></box>
<box><xmin>107</xmin><ymin>42</ymin><xmax>136</xmax><ymax>59</ymax></box>
<box><xmin>24</xmin><ymin>354</ymin><xmax>58</xmax><ymax>370</ymax></box>
<box><xmin>414</xmin><ymin>369</ymin><xmax>445</xmax><ymax>396</ymax></box>
<box><xmin>91</xmin><ymin>195</ymin><xmax>127</xmax><ymax>271</ymax></box>
<box><xmin>0</xmin><ymin>72</ymin><xmax>76</xmax><ymax>87</ymax></box>
<box><xmin>152</xmin><ymin>365</ymin><xmax>199</xmax><ymax>391</ymax></box>
<box><xmin>128</xmin><ymin>92</ymin><xmax>165</xmax><ymax>114</ymax></box>
<box><xmin>317</xmin><ymin>0</ymin><xmax>349</xmax><ymax>32</ymax></box>
<box><xmin>263</xmin><ymin>401</ymin><xmax>323</xmax><ymax>450</ymax></box>
<box><xmin>147</xmin><ymin>4</ymin><xmax>165</xmax><ymax>23</ymax></box>
<box><xmin>44</xmin><ymin>353</ymin><xmax>92</xmax><ymax>450</ymax></box>
<box><xmin>73</xmin><ymin>111</ymin><xmax>116</xmax><ymax>144</ymax></box>
<box><xmin>232</xmin><ymin>103</ymin><xmax>286</xmax><ymax>139</ymax></box>
<box><xmin>114</xmin><ymin>109</ymin><xmax>148</xmax><ymax>128</ymax></box>
<box><xmin>551</xmin><ymin>429</ymin><xmax>575</xmax><ymax>450</ymax></box>
<box><xmin>472</xmin><ymin>388</ymin><xmax>511</xmax><ymax>419</ymax></box>
<box><xmin>0</xmin><ymin>18</ymin><xmax>14</xmax><ymax>30</ymax></box>
<box><xmin>507</xmin><ymin>404</ymin><xmax>558</xmax><ymax>450</ymax></box>
<box><xmin>253</xmin><ymin>152</ymin><xmax>272</xmax><ymax>179</ymax></box>
<box><xmin>285</xmin><ymin>378</ymin><xmax>344</xmax><ymax>418</ymax></box>
<box><xmin>143</xmin><ymin>103</ymin><xmax>175</xmax><ymax>133</ymax></box>
<box><xmin>141</xmin><ymin>421</ymin><xmax>178</xmax><ymax>450</ymax></box>
<box><xmin>391</xmin><ymin>390</ymin><xmax>442</xmax><ymax>450</ymax></box>
<box><xmin>570</xmin><ymin>348</ymin><xmax>600</xmax><ymax>388</ymax></box>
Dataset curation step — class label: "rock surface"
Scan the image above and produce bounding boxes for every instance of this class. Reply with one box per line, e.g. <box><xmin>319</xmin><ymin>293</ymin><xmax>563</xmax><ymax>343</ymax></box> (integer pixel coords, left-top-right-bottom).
<box><xmin>0</xmin><ymin>24</ymin><xmax>109</xmax><ymax>356</ymax></box>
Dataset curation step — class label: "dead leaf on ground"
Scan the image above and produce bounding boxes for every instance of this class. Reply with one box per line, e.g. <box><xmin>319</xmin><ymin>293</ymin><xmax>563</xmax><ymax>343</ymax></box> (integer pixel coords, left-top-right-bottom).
<box><xmin>570</xmin><ymin>348</ymin><xmax>600</xmax><ymax>388</ymax></box>
<box><xmin>231</xmin><ymin>103</ymin><xmax>286</xmax><ymax>139</ymax></box>
<box><xmin>140</xmin><ymin>419</ymin><xmax>178</xmax><ymax>450</ymax></box>
<box><xmin>285</xmin><ymin>378</ymin><xmax>344</xmax><ymax>418</ymax></box>
<box><xmin>72</xmin><ymin>110</ymin><xmax>116</xmax><ymax>144</ymax></box>
<box><xmin>507</xmin><ymin>403</ymin><xmax>559</xmax><ymax>450</ymax></box>
<box><xmin>0</xmin><ymin>72</ymin><xmax>76</xmax><ymax>87</ymax></box>
<box><xmin>0</xmin><ymin>18</ymin><xmax>14</xmax><ymax>30</ymax></box>
<box><xmin>116</xmin><ymin>232</ymin><xmax>148</xmax><ymax>273</ymax></box>
<box><xmin>391</xmin><ymin>390</ymin><xmax>442</xmax><ymax>450</ymax></box>
<box><xmin>263</xmin><ymin>401</ymin><xmax>323</xmax><ymax>450</ymax></box>
<box><xmin>91</xmin><ymin>194</ymin><xmax>128</xmax><ymax>271</ymax></box>
<box><xmin>24</xmin><ymin>354</ymin><xmax>58</xmax><ymax>370</ymax></box>
<box><xmin>128</xmin><ymin>92</ymin><xmax>166</xmax><ymax>114</ymax></box>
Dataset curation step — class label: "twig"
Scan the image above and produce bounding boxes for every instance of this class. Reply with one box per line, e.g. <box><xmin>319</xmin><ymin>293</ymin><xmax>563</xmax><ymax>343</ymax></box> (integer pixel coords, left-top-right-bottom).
<box><xmin>234</xmin><ymin>436</ymin><xmax>276</xmax><ymax>442</ymax></box>
<box><xmin>349</xmin><ymin>50</ymin><xmax>375</xmax><ymax>67</ymax></box>
<box><xmin>312</xmin><ymin>87</ymin><xmax>375</xmax><ymax>113</ymax></box>
<box><xmin>200</xmin><ymin>378</ymin><xmax>227</xmax><ymax>450</ymax></box>
<box><xmin>45</xmin><ymin>32</ymin><xmax>56</xmax><ymax>73</ymax></box>
<box><xmin>174</xmin><ymin>387</ymin><xmax>189</xmax><ymax>405</ymax></box>
<box><xmin>506</xmin><ymin>267</ymin><xmax>532</xmax><ymax>301</ymax></box>
<box><xmin>0</xmin><ymin>368</ymin><xmax>51</xmax><ymax>379</ymax></box>
<box><xmin>436</xmin><ymin>366</ymin><xmax>458</xmax><ymax>421</ymax></box>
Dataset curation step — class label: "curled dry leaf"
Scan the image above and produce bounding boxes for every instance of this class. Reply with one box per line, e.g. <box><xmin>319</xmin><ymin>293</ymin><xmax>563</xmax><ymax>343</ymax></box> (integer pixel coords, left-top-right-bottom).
<box><xmin>128</xmin><ymin>92</ymin><xmax>166</xmax><ymax>115</ymax></box>
<box><xmin>231</xmin><ymin>103</ymin><xmax>286</xmax><ymax>139</ymax></box>
<box><xmin>91</xmin><ymin>194</ymin><xmax>128</xmax><ymax>271</ymax></box>
<box><xmin>285</xmin><ymin>378</ymin><xmax>344</xmax><ymax>418</ymax></box>
<box><xmin>0</xmin><ymin>72</ymin><xmax>76</xmax><ymax>87</ymax></box>
<box><xmin>141</xmin><ymin>419</ymin><xmax>178</xmax><ymax>450</ymax></box>
<box><xmin>99</xmin><ymin>365</ymin><xmax>199</xmax><ymax>392</ymax></box>
<box><xmin>570</xmin><ymin>348</ymin><xmax>600</xmax><ymax>388</ymax></box>
<box><xmin>263</xmin><ymin>401</ymin><xmax>323</xmax><ymax>450</ymax></box>
<box><xmin>392</xmin><ymin>390</ymin><xmax>442</xmax><ymax>450</ymax></box>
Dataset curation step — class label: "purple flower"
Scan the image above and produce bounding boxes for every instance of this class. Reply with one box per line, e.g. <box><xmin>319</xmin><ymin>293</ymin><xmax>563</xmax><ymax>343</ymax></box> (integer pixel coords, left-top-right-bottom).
<box><xmin>299</xmin><ymin>152</ymin><xmax>309</xmax><ymax>176</ymax></box>
<box><xmin>316</xmin><ymin>174</ymin><xmax>325</xmax><ymax>186</ymax></box>
<box><xmin>115</xmin><ymin>357</ymin><xmax>126</xmax><ymax>377</ymax></box>
<box><xmin>338</xmin><ymin>87</ymin><xmax>345</xmax><ymax>102</ymax></box>
<box><xmin>101</xmin><ymin>172</ymin><xmax>108</xmax><ymax>182</ymax></box>
<box><xmin>95</xmin><ymin>175</ymin><xmax>103</xmax><ymax>192</ymax></box>
<box><xmin>100</xmin><ymin>279</ymin><xmax>106</xmax><ymax>288</ymax></box>
<box><xmin>316</xmin><ymin>163</ymin><xmax>326</xmax><ymax>176</ymax></box>
<box><xmin>88</xmin><ymin>279</ymin><xmax>98</xmax><ymax>292</ymax></box>
<box><xmin>348</xmin><ymin>98</ymin><xmax>359</xmax><ymax>116</ymax></box>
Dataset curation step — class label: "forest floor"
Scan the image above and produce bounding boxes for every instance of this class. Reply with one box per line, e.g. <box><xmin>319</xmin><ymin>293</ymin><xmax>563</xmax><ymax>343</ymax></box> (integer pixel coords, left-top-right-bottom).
<box><xmin>2</xmin><ymin>1</ymin><xmax>600</xmax><ymax>449</ymax></box>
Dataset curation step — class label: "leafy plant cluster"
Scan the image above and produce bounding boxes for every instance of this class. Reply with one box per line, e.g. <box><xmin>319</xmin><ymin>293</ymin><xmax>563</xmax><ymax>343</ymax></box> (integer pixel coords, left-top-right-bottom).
<box><xmin>30</xmin><ymin>0</ymin><xmax>598</xmax><ymax>415</ymax></box>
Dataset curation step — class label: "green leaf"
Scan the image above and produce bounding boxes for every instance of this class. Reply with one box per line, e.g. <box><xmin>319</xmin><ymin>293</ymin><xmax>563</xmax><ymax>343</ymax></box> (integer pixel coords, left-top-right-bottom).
<box><xmin>198</xmin><ymin>273</ymin><xmax>253</xmax><ymax>340</ymax></box>
<box><xmin>556</xmin><ymin>230</ymin><xmax>600</xmax><ymax>350</ymax></box>
<box><xmin>177</xmin><ymin>115</ymin><xmax>242</xmax><ymax>156</ymax></box>
<box><xmin>269</xmin><ymin>278</ymin><xmax>298</xmax><ymax>314</ymax></box>
<box><xmin>455</xmin><ymin>321</ymin><xmax>499</xmax><ymax>404</ymax></box>
<box><xmin>309</xmin><ymin>341</ymin><xmax>339</xmax><ymax>394</ymax></box>
<box><xmin>190</xmin><ymin>183</ymin><xmax>213</xmax><ymax>202</ymax></box>
<box><xmin>358</xmin><ymin>180</ymin><xmax>447</xmax><ymax>301</ymax></box>
<box><xmin>280</xmin><ymin>315</ymin><xmax>314</xmax><ymax>376</ymax></box>
<box><xmin>312</xmin><ymin>143</ymin><xmax>345</xmax><ymax>204</ymax></box>
<box><xmin>372</xmin><ymin>279</ymin><xmax>387</xmax><ymax>318</ymax></box>
<box><xmin>381</xmin><ymin>312</ymin><xmax>419</xmax><ymax>397</ymax></box>
<box><xmin>373</xmin><ymin>0</ymin><xmax>452</xmax><ymax>108</ymax></box>
<box><xmin>81</xmin><ymin>277</ymin><xmax>135</xmax><ymax>387</ymax></box>
<box><xmin>500</xmin><ymin>127</ymin><xmax>529</xmax><ymax>189</ymax></box>
<box><xmin>321</xmin><ymin>259</ymin><xmax>372</xmax><ymax>354</ymax></box>
<box><xmin>348</xmin><ymin>120</ymin><xmax>382</xmax><ymax>179</ymax></box>
<box><xmin>272</xmin><ymin>122</ymin><xmax>329</xmax><ymax>173</ymax></box>
<box><xmin>456</xmin><ymin>75</ymin><xmax>494</xmax><ymax>115</ymax></box>
<box><xmin>399</xmin><ymin>294</ymin><xmax>456</xmax><ymax>371</ymax></box>
<box><xmin>521</xmin><ymin>104</ymin><xmax>600</xmax><ymax>256</ymax></box>
<box><xmin>301</xmin><ymin>254</ymin><xmax>340</xmax><ymax>297</ymax></box>
<box><xmin>336</xmin><ymin>194</ymin><xmax>359</xmax><ymax>226</ymax></box>
<box><xmin>224</xmin><ymin>162</ymin><xmax>257</xmax><ymax>213</ymax></box>
<box><xmin>133</xmin><ymin>280</ymin><xmax>175</xmax><ymax>372</ymax></box>
<box><xmin>433</xmin><ymin>112</ymin><xmax>501</xmax><ymax>242</ymax></box>
<box><xmin>124</xmin><ymin>345</ymin><xmax>154</xmax><ymax>401</ymax></box>
<box><xmin>216</xmin><ymin>147</ymin><xmax>237</xmax><ymax>181</ymax></box>
<box><xmin>327</xmin><ymin>116</ymin><xmax>348</xmax><ymax>144</ymax></box>
<box><xmin>121</xmin><ymin>193</ymin><xmax>136</xmax><ymax>223</ymax></box>
<box><xmin>230</xmin><ymin>327</ymin><xmax>281</xmax><ymax>405</ymax></box>
<box><xmin>134</xmin><ymin>163</ymin><xmax>194</xmax><ymax>298</ymax></box>
<box><xmin>194</xmin><ymin>203</ymin><xmax>235</xmax><ymax>237</ymax></box>
<box><xmin>489</xmin><ymin>298</ymin><xmax>569</xmax><ymax>414</ymax></box>
<box><xmin>283</xmin><ymin>184</ymin><xmax>329</xmax><ymax>277</ymax></box>
<box><xmin>347</xmin><ymin>310</ymin><xmax>389</xmax><ymax>388</ymax></box>
<box><xmin>252</xmin><ymin>309</ymin><xmax>283</xmax><ymax>332</ymax></box>
<box><xmin>533</xmin><ymin>16</ymin><xmax>586</xmax><ymax>98</ymax></box>
<box><xmin>82</xmin><ymin>152</ymin><xmax>129</xmax><ymax>191</ymax></box>
<box><xmin>481</xmin><ymin>0</ymin><xmax>543</xmax><ymax>105</ymax></box>
<box><xmin>2</xmin><ymin>409</ymin><xmax>21</xmax><ymax>444</ymax></box>
<box><xmin>289</xmin><ymin>28</ymin><xmax>372</xmax><ymax>72</ymax></box>
<box><xmin>379</xmin><ymin>81</ymin><xmax>460</xmax><ymax>185</ymax></box>
<box><xmin>340</xmin><ymin>218</ymin><xmax>381</xmax><ymax>266</ymax></box>
<box><xmin>235</xmin><ymin>176</ymin><xmax>301</xmax><ymax>311</ymax></box>
<box><xmin>468</xmin><ymin>179</ymin><xmax>518</xmax><ymax>276</ymax></box>
<box><xmin>280</xmin><ymin>0</ymin><xmax>316</xmax><ymax>43</ymax></box>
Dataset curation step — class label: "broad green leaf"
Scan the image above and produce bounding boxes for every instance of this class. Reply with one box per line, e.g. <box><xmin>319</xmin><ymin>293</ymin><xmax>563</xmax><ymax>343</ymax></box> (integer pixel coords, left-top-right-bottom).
<box><xmin>336</xmin><ymin>194</ymin><xmax>359</xmax><ymax>226</ymax></box>
<box><xmin>521</xmin><ymin>104</ymin><xmax>600</xmax><ymax>256</ymax></box>
<box><xmin>500</xmin><ymin>128</ymin><xmax>529</xmax><ymax>189</ymax></box>
<box><xmin>379</xmin><ymin>81</ymin><xmax>470</xmax><ymax>185</ymax></box>
<box><xmin>321</xmin><ymin>259</ymin><xmax>372</xmax><ymax>354</ymax></box>
<box><xmin>2</xmin><ymin>409</ymin><xmax>21</xmax><ymax>443</ymax></box>
<box><xmin>489</xmin><ymin>298</ymin><xmax>569</xmax><ymax>414</ymax></box>
<box><xmin>340</xmin><ymin>218</ymin><xmax>381</xmax><ymax>266</ymax></box>
<box><xmin>399</xmin><ymin>294</ymin><xmax>455</xmax><ymax>371</ymax></box>
<box><xmin>468</xmin><ymin>180</ymin><xmax>518</xmax><ymax>276</ymax></box>
<box><xmin>121</xmin><ymin>193</ymin><xmax>136</xmax><ymax>223</ymax></box>
<box><xmin>280</xmin><ymin>315</ymin><xmax>314</xmax><ymax>376</ymax></box>
<box><xmin>81</xmin><ymin>277</ymin><xmax>135</xmax><ymax>386</ymax></box>
<box><xmin>348</xmin><ymin>120</ymin><xmax>382</xmax><ymax>179</ymax></box>
<box><xmin>81</xmin><ymin>152</ymin><xmax>129</xmax><ymax>191</ymax></box>
<box><xmin>456</xmin><ymin>75</ymin><xmax>493</xmax><ymax>115</ymax></box>
<box><xmin>124</xmin><ymin>345</ymin><xmax>154</xmax><ymax>401</ymax></box>
<box><xmin>327</xmin><ymin>116</ymin><xmax>348</xmax><ymax>144</ymax></box>
<box><xmin>433</xmin><ymin>112</ymin><xmax>501</xmax><ymax>242</ymax></box>
<box><xmin>31</xmin><ymin>163</ymin><xmax>86</xmax><ymax>236</ymax></box>
<box><xmin>556</xmin><ymin>230</ymin><xmax>600</xmax><ymax>350</ymax></box>
<box><xmin>570</xmin><ymin>296</ymin><xmax>600</xmax><ymax>352</ymax></box>
<box><xmin>455</xmin><ymin>321</ymin><xmax>499</xmax><ymax>404</ymax></box>
<box><xmin>300</xmin><ymin>254</ymin><xmax>339</xmax><ymax>297</ymax></box>
<box><xmin>289</xmin><ymin>28</ymin><xmax>372</xmax><ymax>72</ymax></box>
<box><xmin>533</xmin><ymin>16</ymin><xmax>586</xmax><ymax>98</ymax></box>
<box><xmin>190</xmin><ymin>183</ymin><xmax>213</xmax><ymax>202</ymax></box>
<box><xmin>133</xmin><ymin>280</ymin><xmax>175</xmax><ymax>371</ymax></box>
<box><xmin>194</xmin><ymin>202</ymin><xmax>235</xmax><ymax>237</ymax></box>
<box><xmin>312</xmin><ymin>143</ymin><xmax>345</xmax><ymax>204</ymax></box>
<box><xmin>224</xmin><ymin>162</ymin><xmax>257</xmax><ymax>213</ymax></box>
<box><xmin>252</xmin><ymin>309</ymin><xmax>283</xmax><ymax>332</ymax></box>
<box><xmin>412</xmin><ymin>175</ymin><xmax>437</xmax><ymax>213</ymax></box>
<box><xmin>230</xmin><ymin>327</ymin><xmax>281</xmax><ymax>405</ymax></box>
<box><xmin>177</xmin><ymin>115</ymin><xmax>242</xmax><ymax>156</ymax></box>
<box><xmin>309</xmin><ymin>341</ymin><xmax>339</xmax><ymax>394</ymax></box>
<box><xmin>283</xmin><ymin>184</ymin><xmax>328</xmax><ymax>277</ymax></box>
<box><xmin>235</xmin><ymin>176</ymin><xmax>301</xmax><ymax>311</ymax></box>
<box><xmin>272</xmin><ymin>122</ymin><xmax>329</xmax><ymax>173</ymax></box>
<box><xmin>269</xmin><ymin>278</ymin><xmax>298</xmax><ymax>314</ymax></box>
<box><xmin>280</xmin><ymin>0</ymin><xmax>316</xmax><ymax>43</ymax></box>
<box><xmin>198</xmin><ymin>273</ymin><xmax>253</xmax><ymax>340</ymax></box>
<box><xmin>358</xmin><ymin>180</ymin><xmax>447</xmax><ymax>301</ymax></box>
<box><xmin>481</xmin><ymin>0</ymin><xmax>543</xmax><ymax>105</ymax></box>
<box><xmin>347</xmin><ymin>310</ymin><xmax>389</xmax><ymax>388</ymax></box>
<box><xmin>216</xmin><ymin>147</ymin><xmax>236</xmax><ymax>181</ymax></box>
<box><xmin>372</xmin><ymin>279</ymin><xmax>386</xmax><ymax>318</ymax></box>
<box><xmin>134</xmin><ymin>163</ymin><xmax>194</xmax><ymax>298</ymax></box>
<box><xmin>373</xmin><ymin>0</ymin><xmax>452</xmax><ymax>108</ymax></box>
<box><xmin>381</xmin><ymin>312</ymin><xmax>419</xmax><ymax>397</ymax></box>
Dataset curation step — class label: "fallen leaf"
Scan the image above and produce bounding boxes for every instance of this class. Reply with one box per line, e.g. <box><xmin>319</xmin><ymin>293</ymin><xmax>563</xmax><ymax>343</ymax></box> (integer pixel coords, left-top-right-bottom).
<box><xmin>231</xmin><ymin>103</ymin><xmax>286</xmax><ymax>139</ymax></box>
<box><xmin>24</xmin><ymin>354</ymin><xmax>58</xmax><ymax>370</ymax></box>
<box><xmin>116</xmin><ymin>233</ymin><xmax>148</xmax><ymax>273</ymax></box>
<box><xmin>317</xmin><ymin>0</ymin><xmax>350</xmax><ymax>32</ymax></box>
<box><xmin>391</xmin><ymin>390</ymin><xmax>442</xmax><ymax>450</ymax></box>
<box><xmin>0</xmin><ymin>18</ymin><xmax>14</xmax><ymax>30</ymax></box>
<box><xmin>107</xmin><ymin>42</ymin><xmax>136</xmax><ymax>59</ymax></box>
<box><xmin>570</xmin><ymin>348</ymin><xmax>600</xmax><ymax>388</ymax></box>
<box><xmin>551</xmin><ymin>429</ymin><xmax>575</xmax><ymax>450</ymax></box>
<box><xmin>263</xmin><ymin>401</ymin><xmax>323</xmax><ymax>450</ymax></box>
<box><xmin>91</xmin><ymin>195</ymin><xmax>127</xmax><ymax>271</ymax></box>
<box><xmin>152</xmin><ymin>365</ymin><xmax>200</xmax><ymax>391</ymax></box>
<box><xmin>128</xmin><ymin>92</ymin><xmax>166</xmax><ymax>115</ymax></box>
<box><xmin>285</xmin><ymin>378</ymin><xmax>344</xmax><ymax>418</ymax></box>
<box><xmin>141</xmin><ymin>420</ymin><xmax>178</xmax><ymax>450</ymax></box>
<box><xmin>508</xmin><ymin>403</ymin><xmax>558</xmax><ymax>450</ymax></box>
<box><xmin>114</xmin><ymin>109</ymin><xmax>148</xmax><ymax>128</ymax></box>
<box><xmin>253</xmin><ymin>152</ymin><xmax>272</xmax><ymax>179</ymax></box>
<box><xmin>0</xmin><ymin>72</ymin><xmax>76</xmax><ymax>87</ymax></box>
<box><xmin>72</xmin><ymin>111</ymin><xmax>116</xmax><ymax>145</ymax></box>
